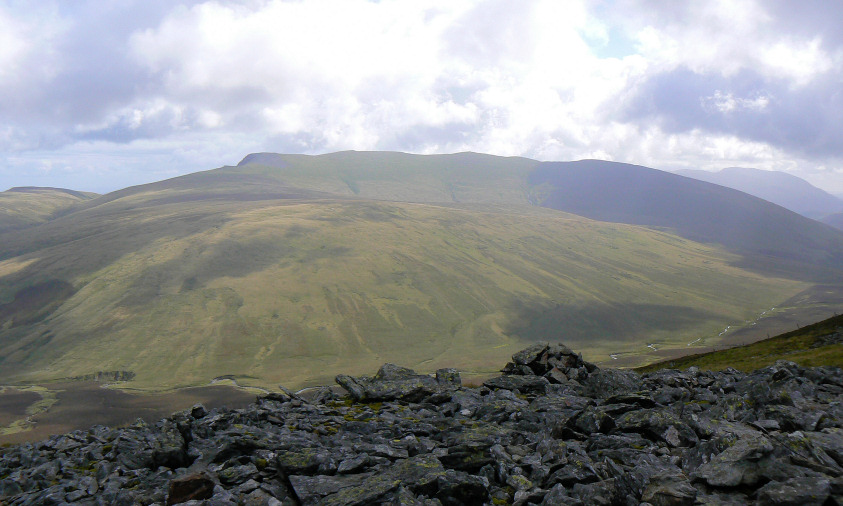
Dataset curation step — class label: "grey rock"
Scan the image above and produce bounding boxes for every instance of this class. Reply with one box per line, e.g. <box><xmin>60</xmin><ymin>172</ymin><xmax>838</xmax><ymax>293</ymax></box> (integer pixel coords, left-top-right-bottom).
<box><xmin>692</xmin><ymin>432</ymin><xmax>774</xmax><ymax>487</ymax></box>
<box><xmin>755</xmin><ymin>476</ymin><xmax>830</xmax><ymax>505</ymax></box>
<box><xmin>289</xmin><ymin>474</ymin><xmax>372</xmax><ymax>506</ymax></box>
<box><xmin>435</xmin><ymin>469</ymin><xmax>490</xmax><ymax>505</ymax></box>
<box><xmin>640</xmin><ymin>474</ymin><xmax>696</xmax><ymax>506</ymax></box>
<box><xmin>483</xmin><ymin>375</ymin><xmax>550</xmax><ymax>394</ymax></box>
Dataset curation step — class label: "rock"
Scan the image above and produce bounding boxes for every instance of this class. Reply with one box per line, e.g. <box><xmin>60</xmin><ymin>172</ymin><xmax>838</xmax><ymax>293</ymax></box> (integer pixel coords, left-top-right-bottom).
<box><xmin>435</xmin><ymin>368</ymin><xmax>461</xmax><ymax>388</ymax></box>
<box><xmin>289</xmin><ymin>474</ymin><xmax>372</xmax><ymax>505</ymax></box>
<box><xmin>755</xmin><ymin>476</ymin><xmax>831</xmax><ymax>505</ymax></box>
<box><xmin>566</xmin><ymin>405</ymin><xmax>616</xmax><ymax>434</ymax></box>
<box><xmin>640</xmin><ymin>474</ymin><xmax>697</xmax><ymax>506</ymax></box>
<box><xmin>114</xmin><ymin>419</ymin><xmax>189</xmax><ymax>470</ymax></box>
<box><xmin>581</xmin><ymin>368</ymin><xmax>642</xmax><ymax>398</ymax></box>
<box><xmin>336</xmin><ymin>364</ymin><xmax>455</xmax><ymax>403</ymax></box>
<box><xmin>511</xmin><ymin>343</ymin><xmax>550</xmax><ymax>367</ymax></box>
<box><xmin>483</xmin><ymin>375</ymin><xmax>550</xmax><ymax>394</ymax></box>
<box><xmin>692</xmin><ymin>432</ymin><xmax>774</xmax><ymax>487</ymax></box>
<box><xmin>435</xmin><ymin>469</ymin><xmax>490</xmax><ymax>505</ymax></box>
<box><xmin>167</xmin><ymin>472</ymin><xmax>216</xmax><ymax>505</ymax></box>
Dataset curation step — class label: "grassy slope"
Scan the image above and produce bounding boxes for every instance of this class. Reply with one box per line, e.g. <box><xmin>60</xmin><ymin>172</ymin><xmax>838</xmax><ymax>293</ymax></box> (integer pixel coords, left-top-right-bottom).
<box><xmin>0</xmin><ymin>188</ymin><xmax>99</xmax><ymax>234</ymax></box>
<box><xmin>0</xmin><ymin>193</ymin><xmax>804</xmax><ymax>390</ymax></box>
<box><xmin>636</xmin><ymin>313</ymin><xmax>843</xmax><ymax>372</ymax></box>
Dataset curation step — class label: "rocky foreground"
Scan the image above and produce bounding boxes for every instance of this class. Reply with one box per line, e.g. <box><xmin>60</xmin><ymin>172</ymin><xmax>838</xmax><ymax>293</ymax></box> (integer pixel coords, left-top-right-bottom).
<box><xmin>1</xmin><ymin>343</ymin><xmax>842</xmax><ymax>505</ymax></box>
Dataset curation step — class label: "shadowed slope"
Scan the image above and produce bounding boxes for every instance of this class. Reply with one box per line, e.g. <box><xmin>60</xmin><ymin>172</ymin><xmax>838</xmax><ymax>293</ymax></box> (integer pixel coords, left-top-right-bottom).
<box><xmin>823</xmin><ymin>213</ymin><xmax>843</xmax><ymax>231</ymax></box>
<box><xmin>530</xmin><ymin>160</ymin><xmax>843</xmax><ymax>280</ymax></box>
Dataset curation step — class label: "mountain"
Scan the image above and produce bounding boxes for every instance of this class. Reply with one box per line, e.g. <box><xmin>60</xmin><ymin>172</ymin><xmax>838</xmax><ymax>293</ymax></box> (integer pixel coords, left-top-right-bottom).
<box><xmin>533</xmin><ymin>160</ymin><xmax>843</xmax><ymax>280</ymax></box>
<box><xmin>676</xmin><ymin>166</ymin><xmax>843</xmax><ymax>220</ymax></box>
<box><xmin>0</xmin><ymin>151</ymin><xmax>840</xmax><ymax>391</ymax></box>
<box><xmin>823</xmin><ymin>213</ymin><xmax>843</xmax><ymax>232</ymax></box>
<box><xmin>0</xmin><ymin>187</ymin><xmax>99</xmax><ymax>234</ymax></box>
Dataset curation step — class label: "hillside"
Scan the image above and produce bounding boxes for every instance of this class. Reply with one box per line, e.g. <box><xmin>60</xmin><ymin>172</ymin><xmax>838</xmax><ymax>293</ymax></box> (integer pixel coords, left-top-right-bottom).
<box><xmin>0</xmin><ymin>151</ymin><xmax>840</xmax><ymax>391</ymax></box>
<box><xmin>636</xmin><ymin>313</ymin><xmax>843</xmax><ymax>372</ymax></box>
<box><xmin>824</xmin><ymin>213</ymin><xmax>843</xmax><ymax>231</ymax></box>
<box><xmin>0</xmin><ymin>187</ymin><xmax>98</xmax><ymax>234</ymax></box>
<box><xmin>676</xmin><ymin>166</ymin><xmax>843</xmax><ymax>219</ymax></box>
<box><xmin>530</xmin><ymin>160</ymin><xmax>843</xmax><ymax>280</ymax></box>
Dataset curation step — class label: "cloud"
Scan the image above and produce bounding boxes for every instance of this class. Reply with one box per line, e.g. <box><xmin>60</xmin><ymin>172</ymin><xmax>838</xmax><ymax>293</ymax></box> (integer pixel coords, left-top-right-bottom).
<box><xmin>0</xmin><ymin>0</ymin><xmax>842</xmax><ymax>194</ymax></box>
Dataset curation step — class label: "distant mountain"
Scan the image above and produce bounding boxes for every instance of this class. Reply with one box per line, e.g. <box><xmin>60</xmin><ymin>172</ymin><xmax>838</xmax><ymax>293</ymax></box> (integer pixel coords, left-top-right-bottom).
<box><xmin>0</xmin><ymin>152</ymin><xmax>841</xmax><ymax>391</ymax></box>
<box><xmin>0</xmin><ymin>187</ymin><xmax>99</xmax><ymax>233</ymax></box>
<box><xmin>675</xmin><ymin>167</ymin><xmax>843</xmax><ymax>220</ymax></box>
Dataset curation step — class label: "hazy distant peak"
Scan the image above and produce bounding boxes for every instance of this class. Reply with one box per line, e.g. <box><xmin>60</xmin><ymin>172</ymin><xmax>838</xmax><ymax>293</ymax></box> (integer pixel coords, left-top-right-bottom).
<box><xmin>676</xmin><ymin>167</ymin><xmax>843</xmax><ymax>220</ymax></box>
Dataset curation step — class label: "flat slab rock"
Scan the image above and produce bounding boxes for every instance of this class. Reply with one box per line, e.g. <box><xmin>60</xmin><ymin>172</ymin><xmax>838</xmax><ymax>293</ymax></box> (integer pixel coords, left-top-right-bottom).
<box><xmin>1</xmin><ymin>343</ymin><xmax>842</xmax><ymax>506</ymax></box>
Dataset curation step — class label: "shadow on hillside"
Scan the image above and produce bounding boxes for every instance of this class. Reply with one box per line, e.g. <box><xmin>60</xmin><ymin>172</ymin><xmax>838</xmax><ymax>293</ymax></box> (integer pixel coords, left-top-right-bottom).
<box><xmin>505</xmin><ymin>297</ymin><xmax>719</xmax><ymax>348</ymax></box>
<box><xmin>0</xmin><ymin>280</ymin><xmax>75</xmax><ymax>328</ymax></box>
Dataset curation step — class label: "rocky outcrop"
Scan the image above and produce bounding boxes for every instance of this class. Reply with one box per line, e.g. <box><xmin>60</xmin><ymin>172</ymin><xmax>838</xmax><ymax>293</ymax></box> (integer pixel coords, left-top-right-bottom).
<box><xmin>1</xmin><ymin>343</ymin><xmax>842</xmax><ymax>505</ymax></box>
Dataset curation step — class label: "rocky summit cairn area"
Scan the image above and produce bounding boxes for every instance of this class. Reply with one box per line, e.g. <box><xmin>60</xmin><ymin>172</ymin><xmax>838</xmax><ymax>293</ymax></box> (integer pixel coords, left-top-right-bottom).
<box><xmin>1</xmin><ymin>343</ymin><xmax>842</xmax><ymax>505</ymax></box>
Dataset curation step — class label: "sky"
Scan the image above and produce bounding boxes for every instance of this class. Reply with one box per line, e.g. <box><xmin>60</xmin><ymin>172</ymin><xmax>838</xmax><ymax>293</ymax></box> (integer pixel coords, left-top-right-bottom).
<box><xmin>1</xmin><ymin>0</ymin><xmax>842</xmax><ymax>195</ymax></box>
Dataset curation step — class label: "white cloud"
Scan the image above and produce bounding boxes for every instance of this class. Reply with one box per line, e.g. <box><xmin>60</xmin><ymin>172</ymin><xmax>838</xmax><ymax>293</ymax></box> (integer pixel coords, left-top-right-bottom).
<box><xmin>0</xmin><ymin>4</ymin><xmax>65</xmax><ymax>93</ymax></box>
<box><xmin>701</xmin><ymin>91</ymin><xmax>771</xmax><ymax>114</ymax></box>
<box><xmin>1</xmin><ymin>0</ymin><xmax>843</xmax><ymax>194</ymax></box>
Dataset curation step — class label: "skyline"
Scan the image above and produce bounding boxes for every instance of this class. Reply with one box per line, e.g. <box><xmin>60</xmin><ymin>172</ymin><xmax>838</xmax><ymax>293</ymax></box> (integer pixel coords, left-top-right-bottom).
<box><xmin>1</xmin><ymin>0</ymin><xmax>842</xmax><ymax>195</ymax></box>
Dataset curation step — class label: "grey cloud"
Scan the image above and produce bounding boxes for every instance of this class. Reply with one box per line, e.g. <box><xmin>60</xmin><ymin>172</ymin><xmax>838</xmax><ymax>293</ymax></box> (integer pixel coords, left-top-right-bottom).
<box><xmin>0</xmin><ymin>1</ymin><xmax>207</xmax><ymax>149</ymax></box>
<box><xmin>603</xmin><ymin>0</ymin><xmax>843</xmax><ymax>52</ymax></box>
<box><xmin>765</xmin><ymin>0</ymin><xmax>843</xmax><ymax>47</ymax></box>
<box><xmin>622</xmin><ymin>67</ymin><xmax>843</xmax><ymax>158</ymax></box>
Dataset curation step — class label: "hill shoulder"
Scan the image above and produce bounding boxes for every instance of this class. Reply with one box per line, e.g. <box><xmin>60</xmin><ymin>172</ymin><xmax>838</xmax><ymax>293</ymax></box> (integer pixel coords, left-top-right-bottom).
<box><xmin>0</xmin><ymin>187</ymin><xmax>99</xmax><ymax>233</ymax></box>
<box><xmin>636</xmin><ymin>313</ymin><xmax>843</xmax><ymax>373</ymax></box>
